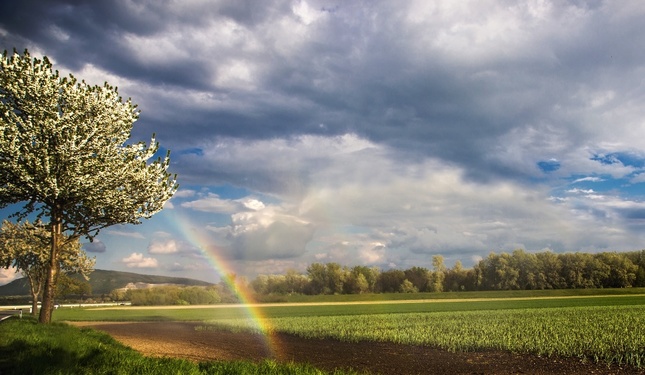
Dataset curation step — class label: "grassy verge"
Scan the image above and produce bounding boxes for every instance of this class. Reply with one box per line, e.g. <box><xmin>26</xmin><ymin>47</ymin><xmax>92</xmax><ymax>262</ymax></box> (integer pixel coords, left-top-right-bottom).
<box><xmin>0</xmin><ymin>317</ymin><xmax>359</xmax><ymax>375</ymax></box>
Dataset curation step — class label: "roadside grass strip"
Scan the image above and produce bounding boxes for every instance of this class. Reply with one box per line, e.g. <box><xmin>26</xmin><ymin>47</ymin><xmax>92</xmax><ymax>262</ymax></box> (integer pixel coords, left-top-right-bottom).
<box><xmin>203</xmin><ymin>305</ymin><xmax>645</xmax><ymax>369</ymax></box>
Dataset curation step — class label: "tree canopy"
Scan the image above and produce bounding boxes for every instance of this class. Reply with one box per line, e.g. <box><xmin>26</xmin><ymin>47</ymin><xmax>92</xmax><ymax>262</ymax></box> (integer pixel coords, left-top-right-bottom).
<box><xmin>0</xmin><ymin>49</ymin><xmax>178</xmax><ymax>322</ymax></box>
<box><xmin>0</xmin><ymin>220</ymin><xmax>94</xmax><ymax>315</ymax></box>
<box><xmin>248</xmin><ymin>249</ymin><xmax>645</xmax><ymax>297</ymax></box>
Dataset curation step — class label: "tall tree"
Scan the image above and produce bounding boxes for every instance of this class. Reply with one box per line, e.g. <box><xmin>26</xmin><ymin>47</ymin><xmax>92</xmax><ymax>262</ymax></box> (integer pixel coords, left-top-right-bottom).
<box><xmin>377</xmin><ymin>269</ymin><xmax>406</xmax><ymax>293</ymax></box>
<box><xmin>0</xmin><ymin>220</ymin><xmax>94</xmax><ymax>315</ymax></box>
<box><xmin>305</xmin><ymin>263</ymin><xmax>328</xmax><ymax>294</ymax></box>
<box><xmin>0</xmin><ymin>50</ymin><xmax>178</xmax><ymax>323</ymax></box>
<box><xmin>430</xmin><ymin>255</ymin><xmax>446</xmax><ymax>292</ymax></box>
<box><xmin>444</xmin><ymin>260</ymin><xmax>469</xmax><ymax>291</ymax></box>
<box><xmin>56</xmin><ymin>273</ymin><xmax>92</xmax><ymax>303</ymax></box>
<box><xmin>404</xmin><ymin>266</ymin><xmax>431</xmax><ymax>292</ymax></box>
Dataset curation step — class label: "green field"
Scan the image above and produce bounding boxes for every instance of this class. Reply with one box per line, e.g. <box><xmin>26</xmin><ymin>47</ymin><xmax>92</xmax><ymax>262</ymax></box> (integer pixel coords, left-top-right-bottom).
<box><xmin>0</xmin><ymin>318</ymin><xmax>354</xmax><ymax>375</ymax></box>
<box><xmin>53</xmin><ymin>290</ymin><xmax>645</xmax><ymax>321</ymax></box>
<box><xmin>204</xmin><ymin>306</ymin><xmax>645</xmax><ymax>368</ymax></box>
<box><xmin>49</xmin><ymin>289</ymin><xmax>645</xmax><ymax>368</ymax></box>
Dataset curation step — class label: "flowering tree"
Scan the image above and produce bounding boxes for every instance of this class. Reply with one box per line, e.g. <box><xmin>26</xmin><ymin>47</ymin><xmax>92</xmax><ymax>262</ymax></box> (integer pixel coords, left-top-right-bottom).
<box><xmin>0</xmin><ymin>50</ymin><xmax>178</xmax><ymax>323</ymax></box>
<box><xmin>0</xmin><ymin>220</ymin><xmax>95</xmax><ymax>315</ymax></box>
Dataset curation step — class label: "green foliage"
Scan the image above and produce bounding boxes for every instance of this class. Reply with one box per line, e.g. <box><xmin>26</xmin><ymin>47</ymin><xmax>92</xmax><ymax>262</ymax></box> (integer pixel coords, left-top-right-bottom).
<box><xmin>376</xmin><ymin>269</ymin><xmax>405</xmax><ymax>293</ymax></box>
<box><xmin>56</xmin><ymin>273</ymin><xmax>92</xmax><ymax>299</ymax></box>
<box><xmin>250</xmin><ymin>249</ymin><xmax>645</xmax><ymax>297</ymax></box>
<box><xmin>398</xmin><ymin>279</ymin><xmax>418</xmax><ymax>293</ymax></box>
<box><xmin>0</xmin><ymin>220</ymin><xmax>94</xmax><ymax>314</ymax></box>
<box><xmin>0</xmin><ymin>317</ymin><xmax>357</xmax><ymax>374</ymax></box>
<box><xmin>475</xmin><ymin>250</ymin><xmax>641</xmax><ymax>290</ymax></box>
<box><xmin>127</xmin><ymin>285</ymin><xmax>222</xmax><ymax>306</ymax></box>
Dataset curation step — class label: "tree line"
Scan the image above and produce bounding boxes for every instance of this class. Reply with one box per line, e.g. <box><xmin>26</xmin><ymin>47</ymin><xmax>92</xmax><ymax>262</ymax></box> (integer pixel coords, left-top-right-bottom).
<box><xmin>249</xmin><ymin>250</ymin><xmax>645</xmax><ymax>296</ymax></box>
<box><xmin>119</xmin><ymin>285</ymin><xmax>223</xmax><ymax>306</ymax></box>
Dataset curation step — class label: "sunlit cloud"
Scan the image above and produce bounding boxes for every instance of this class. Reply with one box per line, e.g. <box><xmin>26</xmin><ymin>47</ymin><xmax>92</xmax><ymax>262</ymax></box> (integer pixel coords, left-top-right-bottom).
<box><xmin>122</xmin><ymin>253</ymin><xmax>158</xmax><ymax>269</ymax></box>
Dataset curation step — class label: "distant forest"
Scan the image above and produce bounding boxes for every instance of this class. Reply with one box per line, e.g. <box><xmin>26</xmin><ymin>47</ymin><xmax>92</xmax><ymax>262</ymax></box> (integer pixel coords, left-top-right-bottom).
<box><xmin>249</xmin><ymin>250</ymin><xmax>645</xmax><ymax>296</ymax></box>
<box><xmin>108</xmin><ymin>250</ymin><xmax>645</xmax><ymax>306</ymax></box>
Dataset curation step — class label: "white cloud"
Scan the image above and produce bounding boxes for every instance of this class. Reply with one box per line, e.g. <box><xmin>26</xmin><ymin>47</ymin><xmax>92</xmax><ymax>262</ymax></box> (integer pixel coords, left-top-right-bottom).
<box><xmin>206</xmin><ymin>199</ymin><xmax>315</xmax><ymax>260</ymax></box>
<box><xmin>181</xmin><ymin>193</ymin><xmax>240</xmax><ymax>213</ymax></box>
<box><xmin>176</xmin><ymin>134</ymin><xmax>379</xmax><ymax>198</ymax></box>
<box><xmin>181</xmin><ymin>194</ymin><xmax>269</xmax><ymax>214</ymax></box>
<box><xmin>631</xmin><ymin>173</ymin><xmax>645</xmax><ymax>184</ymax></box>
<box><xmin>148</xmin><ymin>239</ymin><xmax>180</xmax><ymax>254</ymax></box>
<box><xmin>173</xmin><ymin>131</ymin><xmax>645</xmax><ymax>268</ymax></box>
<box><xmin>122</xmin><ymin>253</ymin><xmax>158</xmax><ymax>268</ymax></box>
<box><xmin>105</xmin><ymin>229</ymin><xmax>146</xmax><ymax>239</ymax></box>
<box><xmin>566</xmin><ymin>188</ymin><xmax>595</xmax><ymax>195</ymax></box>
<box><xmin>173</xmin><ymin>189</ymin><xmax>198</xmax><ymax>198</ymax></box>
<box><xmin>0</xmin><ymin>267</ymin><xmax>19</xmax><ymax>286</ymax></box>
<box><xmin>292</xmin><ymin>0</ymin><xmax>326</xmax><ymax>25</ymax></box>
<box><xmin>359</xmin><ymin>242</ymin><xmax>386</xmax><ymax>264</ymax></box>
<box><xmin>242</xmin><ymin>198</ymin><xmax>265</xmax><ymax>211</ymax></box>
<box><xmin>573</xmin><ymin>177</ymin><xmax>604</xmax><ymax>183</ymax></box>
<box><xmin>147</xmin><ymin>232</ymin><xmax>201</xmax><ymax>256</ymax></box>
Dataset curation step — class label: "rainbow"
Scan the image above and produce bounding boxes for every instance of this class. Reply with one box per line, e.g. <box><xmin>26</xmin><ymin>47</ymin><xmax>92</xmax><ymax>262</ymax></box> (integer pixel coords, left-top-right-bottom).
<box><xmin>165</xmin><ymin>211</ymin><xmax>280</xmax><ymax>358</ymax></box>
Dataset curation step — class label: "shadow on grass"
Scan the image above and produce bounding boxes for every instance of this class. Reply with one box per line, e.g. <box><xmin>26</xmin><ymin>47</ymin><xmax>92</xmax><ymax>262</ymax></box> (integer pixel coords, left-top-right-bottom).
<box><xmin>0</xmin><ymin>338</ymin><xmax>88</xmax><ymax>374</ymax></box>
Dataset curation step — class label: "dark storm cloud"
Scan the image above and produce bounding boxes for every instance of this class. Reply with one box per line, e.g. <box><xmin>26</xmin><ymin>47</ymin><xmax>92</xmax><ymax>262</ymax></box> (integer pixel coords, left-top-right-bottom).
<box><xmin>4</xmin><ymin>1</ymin><xmax>645</xmax><ymax>187</ymax></box>
<box><xmin>83</xmin><ymin>240</ymin><xmax>106</xmax><ymax>253</ymax></box>
<box><xmin>5</xmin><ymin>1</ymin><xmax>645</xmax><ymax>276</ymax></box>
<box><xmin>0</xmin><ymin>1</ymin><xmax>281</xmax><ymax>90</ymax></box>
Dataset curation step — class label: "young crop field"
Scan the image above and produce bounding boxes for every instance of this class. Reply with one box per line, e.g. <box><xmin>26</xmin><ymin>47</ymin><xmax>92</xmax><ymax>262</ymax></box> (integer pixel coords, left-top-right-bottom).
<box><xmin>203</xmin><ymin>305</ymin><xmax>645</xmax><ymax>368</ymax></box>
<box><xmin>52</xmin><ymin>291</ymin><xmax>645</xmax><ymax>369</ymax></box>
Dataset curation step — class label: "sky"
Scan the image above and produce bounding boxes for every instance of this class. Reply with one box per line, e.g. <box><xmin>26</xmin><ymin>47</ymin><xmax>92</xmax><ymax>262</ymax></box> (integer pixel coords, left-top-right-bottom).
<box><xmin>2</xmin><ymin>0</ymin><xmax>645</xmax><ymax>285</ymax></box>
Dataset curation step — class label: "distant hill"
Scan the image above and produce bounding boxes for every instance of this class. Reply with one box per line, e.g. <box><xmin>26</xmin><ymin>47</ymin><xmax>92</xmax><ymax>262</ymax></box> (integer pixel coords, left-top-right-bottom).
<box><xmin>0</xmin><ymin>269</ymin><xmax>214</xmax><ymax>296</ymax></box>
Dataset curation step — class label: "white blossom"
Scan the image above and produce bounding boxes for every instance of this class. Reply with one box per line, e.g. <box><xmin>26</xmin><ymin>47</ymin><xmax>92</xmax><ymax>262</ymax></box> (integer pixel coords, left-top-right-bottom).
<box><xmin>0</xmin><ymin>49</ymin><xmax>178</xmax><ymax>322</ymax></box>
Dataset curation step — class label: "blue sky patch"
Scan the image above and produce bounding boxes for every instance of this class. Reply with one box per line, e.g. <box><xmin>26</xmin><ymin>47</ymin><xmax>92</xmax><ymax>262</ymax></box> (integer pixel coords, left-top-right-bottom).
<box><xmin>591</xmin><ymin>152</ymin><xmax>645</xmax><ymax>168</ymax></box>
<box><xmin>178</xmin><ymin>148</ymin><xmax>204</xmax><ymax>156</ymax></box>
<box><xmin>537</xmin><ymin>159</ymin><xmax>561</xmax><ymax>173</ymax></box>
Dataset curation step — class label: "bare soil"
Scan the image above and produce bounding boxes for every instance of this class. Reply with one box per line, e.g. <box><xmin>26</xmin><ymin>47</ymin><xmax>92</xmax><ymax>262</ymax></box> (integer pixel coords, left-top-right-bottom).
<box><xmin>71</xmin><ymin>322</ymin><xmax>643</xmax><ymax>375</ymax></box>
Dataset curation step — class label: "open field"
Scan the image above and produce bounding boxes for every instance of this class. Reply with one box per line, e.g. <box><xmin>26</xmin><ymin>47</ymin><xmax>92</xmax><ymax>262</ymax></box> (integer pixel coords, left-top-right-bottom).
<box><xmin>54</xmin><ymin>292</ymin><xmax>645</xmax><ymax>321</ymax></box>
<box><xmin>50</xmin><ymin>290</ymin><xmax>645</xmax><ymax>374</ymax></box>
<box><xmin>69</xmin><ymin>320</ymin><xmax>640</xmax><ymax>375</ymax></box>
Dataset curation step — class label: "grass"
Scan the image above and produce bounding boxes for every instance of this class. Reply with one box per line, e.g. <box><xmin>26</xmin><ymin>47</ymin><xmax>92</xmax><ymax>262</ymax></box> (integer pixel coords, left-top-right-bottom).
<box><xmin>0</xmin><ymin>317</ymin><xmax>360</xmax><ymax>375</ymax></box>
<box><xmin>6</xmin><ymin>289</ymin><xmax>645</xmax><ymax>372</ymax></box>
<box><xmin>203</xmin><ymin>305</ymin><xmax>645</xmax><ymax>368</ymax></box>
<box><xmin>284</xmin><ymin>287</ymin><xmax>645</xmax><ymax>303</ymax></box>
<box><xmin>53</xmin><ymin>292</ymin><xmax>645</xmax><ymax>322</ymax></box>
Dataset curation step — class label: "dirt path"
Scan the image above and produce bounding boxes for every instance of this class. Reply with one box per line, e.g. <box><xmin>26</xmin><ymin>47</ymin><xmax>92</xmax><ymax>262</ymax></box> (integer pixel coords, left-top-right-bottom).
<box><xmin>70</xmin><ymin>321</ymin><xmax>642</xmax><ymax>375</ymax></box>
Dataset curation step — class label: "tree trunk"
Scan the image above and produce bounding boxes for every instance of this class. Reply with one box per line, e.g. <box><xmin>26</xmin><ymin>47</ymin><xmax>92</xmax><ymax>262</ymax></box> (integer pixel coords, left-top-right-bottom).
<box><xmin>27</xmin><ymin>274</ymin><xmax>40</xmax><ymax>316</ymax></box>
<box><xmin>31</xmin><ymin>297</ymin><xmax>39</xmax><ymax>316</ymax></box>
<box><xmin>39</xmin><ymin>210</ymin><xmax>62</xmax><ymax>324</ymax></box>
